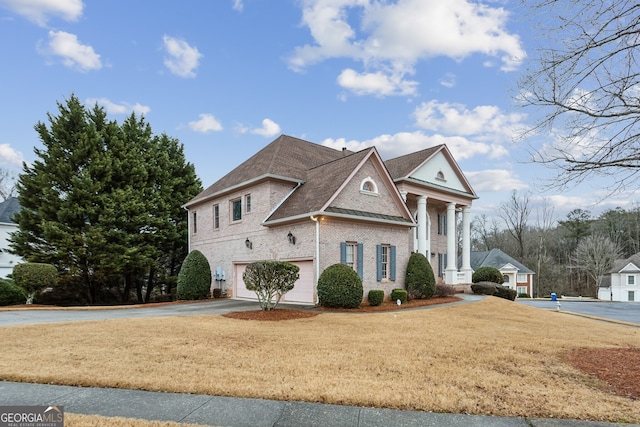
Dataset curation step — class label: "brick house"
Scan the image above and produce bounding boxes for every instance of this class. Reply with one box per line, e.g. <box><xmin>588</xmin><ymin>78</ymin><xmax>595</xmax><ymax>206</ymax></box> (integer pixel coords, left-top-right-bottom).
<box><xmin>184</xmin><ymin>135</ymin><xmax>477</xmax><ymax>304</ymax></box>
<box><xmin>467</xmin><ymin>249</ymin><xmax>535</xmax><ymax>296</ymax></box>
<box><xmin>598</xmin><ymin>253</ymin><xmax>640</xmax><ymax>302</ymax></box>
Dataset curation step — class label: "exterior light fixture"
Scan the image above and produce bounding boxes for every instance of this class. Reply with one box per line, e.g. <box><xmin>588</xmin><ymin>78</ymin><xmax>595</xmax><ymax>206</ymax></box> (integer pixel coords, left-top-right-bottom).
<box><xmin>287</xmin><ymin>231</ymin><xmax>296</xmax><ymax>245</ymax></box>
<box><xmin>245</xmin><ymin>238</ymin><xmax>252</xmax><ymax>249</ymax></box>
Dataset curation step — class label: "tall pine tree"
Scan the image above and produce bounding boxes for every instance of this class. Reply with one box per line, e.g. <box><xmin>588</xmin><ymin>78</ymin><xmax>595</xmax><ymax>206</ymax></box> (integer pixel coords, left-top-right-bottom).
<box><xmin>10</xmin><ymin>95</ymin><xmax>202</xmax><ymax>304</ymax></box>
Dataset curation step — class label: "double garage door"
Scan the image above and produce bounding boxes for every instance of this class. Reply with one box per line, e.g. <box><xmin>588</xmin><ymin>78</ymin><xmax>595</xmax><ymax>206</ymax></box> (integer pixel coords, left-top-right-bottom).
<box><xmin>234</xmin><ymin>260</ymin><xmax>314</xmax><ymax>304</ymax></box>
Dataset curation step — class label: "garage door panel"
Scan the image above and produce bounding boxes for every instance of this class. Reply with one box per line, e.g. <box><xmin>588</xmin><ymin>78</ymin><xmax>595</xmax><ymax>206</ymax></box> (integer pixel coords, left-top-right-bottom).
<box><xmin>234</xmin><ymin>261</ymin><xmax>314</xmax><ymax>304</ymax></box>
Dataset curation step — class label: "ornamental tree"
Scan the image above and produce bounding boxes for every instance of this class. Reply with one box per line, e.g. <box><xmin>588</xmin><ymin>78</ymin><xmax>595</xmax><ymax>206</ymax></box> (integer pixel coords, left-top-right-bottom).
<box><xmin>242</xmin><ymin>261</ymin><xmax>299</xmax><ymax>311</ymax></box>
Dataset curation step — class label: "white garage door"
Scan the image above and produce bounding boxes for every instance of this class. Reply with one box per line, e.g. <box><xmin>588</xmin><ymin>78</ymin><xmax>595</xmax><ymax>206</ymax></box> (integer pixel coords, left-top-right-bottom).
<box><xmin>234</xmin><ymin>260</ymin><xmax>314</xmax><ymax>304</ymax></box>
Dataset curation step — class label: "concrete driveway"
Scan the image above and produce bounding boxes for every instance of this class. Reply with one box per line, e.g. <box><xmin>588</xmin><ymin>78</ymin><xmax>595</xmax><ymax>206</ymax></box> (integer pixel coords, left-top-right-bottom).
<box><xmin>0</xmin><ymin>299</ymin><xmax>309</xmax><ymax>326</ymax></box>
<box><xmin>517</xmin><ymin>299</ymin><xmax>640</xmax><ymax>325</ymax></box>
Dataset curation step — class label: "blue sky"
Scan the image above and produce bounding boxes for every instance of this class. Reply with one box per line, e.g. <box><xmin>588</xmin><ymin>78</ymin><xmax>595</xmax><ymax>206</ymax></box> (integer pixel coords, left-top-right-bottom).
<box><xmin>0</xmin><ymin>0</ymin><xmax>635</xmax><ymax>224</ymax></box>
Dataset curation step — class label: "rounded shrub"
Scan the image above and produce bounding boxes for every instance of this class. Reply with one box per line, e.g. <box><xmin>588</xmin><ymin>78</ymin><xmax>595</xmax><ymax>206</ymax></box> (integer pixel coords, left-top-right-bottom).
<box><xmin>405</xmin><ymin>252</ymin><xmax>436</xmax><ymax>299</ymax></box>
<box><xmin>317</xmin><ymin>263</ymin><xmax>363</xmax><ymax>308</ymax></box>
<box><xmin>177</xmin><ymin>250</ymin><xmax>212</xmax><ymax>300</ymax></box>
<box><xmin>471</xmin><ymin>282</ymin><xmax>498</xmax><ymax>295</ymax></box>
<box><xmin>367</xmin><ymin>289</ymin><xmax>384</xmax><ymax>306</ymax></box>
<box><xmin>390</xmin><ymin>288</ymin><xmax>407</xmax><ymax>304</ymax></box>
<box><xmin>494</xmin><ymin>286</ymin><xmax>517</xmax><ymax>301</ymax></box>
<box><xmin>0</xmin><ymin>278</ymin><xmax>26</xmax><ymax>306</ymax></box>
<box><xmin>12</xmin><ymin>262</ymin><xmax>58</xmax><ymax>304</ymax></box>
<box><xmin>472</xmin><ymin>266</ymin><xmax>504</xmax><ymax>284</ymax></box>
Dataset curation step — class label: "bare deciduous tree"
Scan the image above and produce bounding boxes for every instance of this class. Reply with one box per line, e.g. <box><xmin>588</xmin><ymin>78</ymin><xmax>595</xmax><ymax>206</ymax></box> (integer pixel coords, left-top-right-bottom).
<box><xmin>574</xmin><ymin>234</ymin><xmax>622</xmax><ymax>297</ymax></box>
<box><xmin>499</xmin><ymin>190</ymin><xmax>531</xmax><ymax>260</ymax></box>
<box><xmin>519</xmin><ymin>0</ymin><xmax>640</xmax><ymax>191</ymax></box>
<box><xmin>0</xmin><ymin>168</ymin><xmax>17</xmax><ymax>201</ymax></box>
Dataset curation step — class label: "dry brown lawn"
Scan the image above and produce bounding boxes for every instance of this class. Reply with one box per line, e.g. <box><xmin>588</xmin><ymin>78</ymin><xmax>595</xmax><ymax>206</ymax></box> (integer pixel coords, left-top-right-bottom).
<box><xmin>1</xmin><ymin>297</ymin><xmax>639</xmax><ymax>423</ymax></box>
<box><xmin>65</xmin><ymin>414</ymin><xmax>208</xmax><ymax>427</ymax></box>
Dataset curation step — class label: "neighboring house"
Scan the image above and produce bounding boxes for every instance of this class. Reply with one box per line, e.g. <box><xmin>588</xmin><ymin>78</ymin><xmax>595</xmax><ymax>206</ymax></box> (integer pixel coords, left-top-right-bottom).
<box><xmin>0</xmin><ymin>197</ymin><xmax>22</xmax><ymax>278</ymax></box>
<box><xmin>598</xmin><ymin>253</ymin><xmax>640</xmax><ymax>302</ymax></box>
<box><xmin>184</xmin><ymin>135</ymin><xmax>477</xmax><ymax>304</ymax></box>
<box><xmin>466</xmin><ymin>248</ymin><xmax>535</xmax><ymax>296</ymax></box>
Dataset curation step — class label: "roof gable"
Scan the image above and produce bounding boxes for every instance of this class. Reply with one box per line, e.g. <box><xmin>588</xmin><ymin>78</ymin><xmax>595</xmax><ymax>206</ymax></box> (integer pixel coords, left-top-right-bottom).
<box><xmin>265</xmin><ymin>147</ymin><xmax>413</xmax><ymax>225</ymax></box>
<box><xmin>385</xmin><ymin>145</ymin><xmax>477</xmax><ymax>198</ymax></box>
<box><xmin>608</xmin><ymin>253</ymin><xmax>640</xmax><ymax>273</ymax></box>
<box><xmin>619</xmin><ymin>262</ymin><xmax>640</xmax><ymax>273</ymax></box>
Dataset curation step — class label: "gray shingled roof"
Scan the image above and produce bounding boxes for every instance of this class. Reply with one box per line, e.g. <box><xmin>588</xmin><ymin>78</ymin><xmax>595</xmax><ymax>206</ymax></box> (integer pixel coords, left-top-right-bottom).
<box><xmin>186</xmin><ymin>135</ymin><xmax>351</xmax><ymax>206</ymax></box>
<box><xmin>467</xmin><ymin>248</ymin><xmax>534</xmax><ymax>274</ymax></box>
<box><xmin>607</xmin><ymin>253</ymin><xmax>640</xmax><ymax>273</ymax></box>
<box><xmin>384</xmin><ymin>146</ymin><xmax>441</xmax><ymax>179</ymax></box>
<box><xmin>265</xmin><ymin>147</ymin><xmax>374</xmax><ymax>222</ymax></box>
<box><xmin>0</xmin><ymin>197</ymin><xmax>20</xmax><ymax>223</ymax></box>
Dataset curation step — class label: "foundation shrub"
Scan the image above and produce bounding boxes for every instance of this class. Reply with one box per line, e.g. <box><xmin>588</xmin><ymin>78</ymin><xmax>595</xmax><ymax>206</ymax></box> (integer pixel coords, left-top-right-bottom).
<box><xmin>317</xmin><ymin>263</ymin><xmax>363</xmax><ymax>308</ymax></box>
<box><xmin>472</xmin><ymin>266</ymin><xmax>504</xmax><ymax>284</ymax></box>
<box><xmin>367</xmin><ymin>289</ymin><xmax>384</xmax><ymax>306</ymax></box>
<box><xmin>405</xmin><ymin>252</ymin><xmax>436</xmax><ymax>299</ymax></box>
<box><xmin>494</xmin><ymin>286</ymin><xmax>517</xmax><ymax>301</ymax></box>
<box><xmin>12</xmin><ymin>262</ymin><xmax>58</xmax><ymax>304</ymax></box>
<box><xmin>212</xmin><ymin>288</ymin><xmax>223</xmax><ymax>298</ymax></box>
<box><xmin>390</xmin><ymin>288</ymin><xmax>407</xmax><ymax>304</ymax></box>
<box><xmin>518</xmin><ymin>293</ymin><xmax>531</xmax><ymax>298</ymax></box>
<box><xmin>0</xmin><ymin>278</ymin><xmax>26</xmax><ymax>306</ymax></box>
<box><xmin>435</xmin><ymin>283</ymin><xmax>456</xmax><ymax>297</ymax></box>
<box><xmin>471</xmin><ymin>282</ymin><xmax>498</xmax><ymax>295</ymax></box>
<box><xmin>177</xmin><ymin>250</ymin><xmax>212</xmax><ymax>300</ymax></box>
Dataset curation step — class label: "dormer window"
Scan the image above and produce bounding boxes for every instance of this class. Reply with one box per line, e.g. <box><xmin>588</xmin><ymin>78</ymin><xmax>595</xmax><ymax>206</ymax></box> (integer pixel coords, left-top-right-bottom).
<box><xmin>436</xmin><ymin>170</ymin><xmax>446</xmax><ymax>181</ymax></box>
<box><xmin>360</xmin><ymin>177</ymin><xmax>379</xmax><ymax>194</ymax></box>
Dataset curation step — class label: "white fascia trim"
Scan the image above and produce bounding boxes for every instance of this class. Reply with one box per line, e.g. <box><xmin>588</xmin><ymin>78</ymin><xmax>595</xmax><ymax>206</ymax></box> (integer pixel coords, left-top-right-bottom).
<box><xmin>183</xmin><ymin>174</ymin><xmax>304</xmax><ymax>208</ymax></box>
<box><xmin>263</xmin><ymin>182</ymin><xmax>302</xmax><ymax>223</ymax></box>
<box><xmin>263</xmin><ymin>211</ymin><xmax>416</xmax><ymax>228</ymax></box>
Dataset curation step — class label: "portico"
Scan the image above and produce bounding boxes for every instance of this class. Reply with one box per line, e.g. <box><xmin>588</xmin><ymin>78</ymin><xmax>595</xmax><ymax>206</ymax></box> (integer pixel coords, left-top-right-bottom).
<box><xmin>386</xmin><ymin>145</ymin><xmax>477</xmax><ymax>286</ymax></box>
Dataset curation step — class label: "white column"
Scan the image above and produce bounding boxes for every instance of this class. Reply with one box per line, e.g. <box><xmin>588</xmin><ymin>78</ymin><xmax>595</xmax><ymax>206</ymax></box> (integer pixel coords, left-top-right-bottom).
<box><xmin>445</xmin><ymin>202</ymin><xmax>457</xmax><ymax>284</ymax></box>
<box><xmin>461</xmin><ymin>206</ymin><xmax>472</xmax><ymax>283</ymax></box>
<box><xmin>417</xmin><ymin>196</ymin><xmax>427</xmax><ymax>257</ymax></box>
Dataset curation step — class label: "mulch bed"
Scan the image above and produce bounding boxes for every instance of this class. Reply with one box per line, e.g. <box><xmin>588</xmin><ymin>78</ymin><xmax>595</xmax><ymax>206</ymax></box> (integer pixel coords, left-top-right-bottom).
<box><xmin>565</xmin><ymin>347</ymin><xmax>640</xmax><ymax>400</ymax></box>
<box><xmin>222</xmin><ymin>296</ymin><xmax>461</xmax><ymax>321</ymax></box>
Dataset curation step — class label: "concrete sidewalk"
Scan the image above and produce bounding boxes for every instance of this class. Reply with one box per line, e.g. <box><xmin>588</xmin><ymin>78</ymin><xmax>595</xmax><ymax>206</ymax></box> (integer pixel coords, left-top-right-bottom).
<box><xmin>0</xmin><ymin>381</ymin><xmax>636</xmax><ymax>427</ymax></box>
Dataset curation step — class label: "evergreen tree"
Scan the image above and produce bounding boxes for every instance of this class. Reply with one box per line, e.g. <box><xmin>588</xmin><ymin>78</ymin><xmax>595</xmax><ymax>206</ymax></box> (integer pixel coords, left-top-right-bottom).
<box><xmin>10</xmin><ymin>95</ymin><xmax>202</xmax><ymax>304</ymax></box>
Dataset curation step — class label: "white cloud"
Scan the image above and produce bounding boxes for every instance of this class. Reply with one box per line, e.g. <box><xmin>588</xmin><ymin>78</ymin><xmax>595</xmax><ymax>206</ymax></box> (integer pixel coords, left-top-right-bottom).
<box><xmin>44</xmin><ymin>30</ymin><xmax>101</xmax><ymax>72</ymax></box>
<box><xmin>465</xmin><ymin>169</ymin><xmax>528</xmax><ymax>192</ymax></box>
<box><xmin>85</xmin><ymin>98</ymin><xmax>150</xmax><ymax>115</ymax></box>
<box><xmin>413</xmin><ymin>100</ymin><xmax>527</xmax><ymax>153</ymax></box>
<box><xmin>251</xmin><ymin>119</ymin><xmax>281</xmax><ymax>137</ymax></box>
<box><xmin>188</xmin><ymin>113</ymin><xmax>223</xmax><ymax>133</ymax></box>
<box><xmin>337</xmin><ymin>68</ymin><xmax>417</xmax><ymax>96</ymax></box>
<box><xmin>162</xmin><ymin>35</ymin><xmax>202</xmax><ymax>78</ymax></box>
<box><xmin>289</xmin><ymin>0</ymin><xmax>525</xmax><ymax>96</ymax></box>
<box><xmin>321</xmin><ymin>130</ymin><xmax>504</xmax><ymax>161</ymax></box>
<box><xmin>438</xmin><ymin>72</ymin><xmax>456</xmax><ymax>88</ymax></box>
<box><xmin>0</xmin><ymin>0</ymin><xmax>82</xmax><ymax>26</ymax></box>
<box><xmin>0</xmin><ymin>143</ymin><xmax>24</xmax><ymax>167</ymax></box>
<box><xmin>232</xmin><ymin>0</ymin><xmax>243</xmax><ymax>12</ymax></box>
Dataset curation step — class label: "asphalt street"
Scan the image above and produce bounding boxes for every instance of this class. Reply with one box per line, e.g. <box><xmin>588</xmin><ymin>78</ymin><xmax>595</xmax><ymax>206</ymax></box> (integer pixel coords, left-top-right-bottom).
<box><xmin>517</xmin><ymin>299</ymin><xmax>640</xmax><ymax>325</ymax></box>
<box><xmin>1</xmin><ymin>296</ymin><xmax>638</xmax><ymax>426</ymax></box>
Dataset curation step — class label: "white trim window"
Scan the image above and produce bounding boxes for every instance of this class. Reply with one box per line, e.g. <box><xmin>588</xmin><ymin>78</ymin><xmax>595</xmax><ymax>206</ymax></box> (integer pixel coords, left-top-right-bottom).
<box><xmin>627</xmin><ymin>275</ymin><xmax>636</xmax><ymax>285</ymax></box>
<box><xmin>360</xmin><ymin>177</ymin><xmax>379</xmax><ymax>194</ymax></box>
<box><xmin>517</xmin><ymin>274</ymin><xmax>527</xmax><ymax>283</ymax></box>
<box><xmin>231</xmin><ymin>198</ymin><xmax>242</xmax><ymax>222</ymax></box>
<box><xmin>245</xmin><ymin>194</ymin><xmax>252</xmax><ymax>214</ymax></box>
<box><xmin>213</xmin><ymin>204</ymin><xmax>220</xmax><ymax>230</ymax></box>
